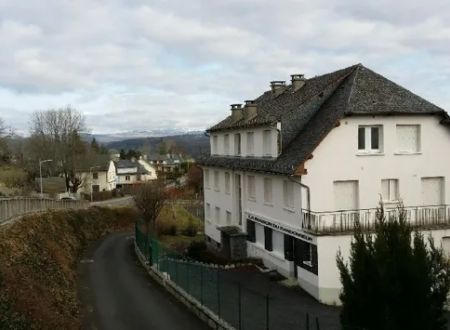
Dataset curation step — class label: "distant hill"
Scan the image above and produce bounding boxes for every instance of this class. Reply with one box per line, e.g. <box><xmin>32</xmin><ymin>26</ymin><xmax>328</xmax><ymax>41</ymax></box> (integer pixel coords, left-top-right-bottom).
<box><xmin>81</xmin><ymin>129</ymin><xmax>204</xmax><ymax>144</ymax></box>
<box><xmin>105</xmin><ymin>133</ymin><xmax>210</xmax><ymax>159</ymax></box>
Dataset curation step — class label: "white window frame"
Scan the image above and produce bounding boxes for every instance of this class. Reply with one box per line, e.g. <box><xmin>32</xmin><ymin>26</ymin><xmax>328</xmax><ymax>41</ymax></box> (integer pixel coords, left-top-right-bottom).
<box><xmin>212</xmin><ymin>135</ymin><xmax>219</xmax><ymax>155</ymax></box>
<box><xmin>381</xmin><ymin>179</ymin><xmax>399</xmax><ymax>202</ymax></box>
<box><xmin>264</xmin><ymin>178</ymin><xmax>273</xmax><ymax>205</ymax></box>
<box><xmin>224</xmin><ymin>134</ymin><xmax>230</xmax><ymax>155</ymax></box>
<box><xmin>283</xmin><ymin>180</ymin><xmax>294</xmax><ymax>209</ymax></box>
<box><xmin>225</xmin><ymin>172</ymin><xmax>230</xmax><ymax>194</ymax></box>
<box><xmin>226</xmin><ymin>210</ymin><xmax>232</xmax><ymax>225</ymax></box>
<box><xmin>234</xmin><ymin>133</ymin><xmax>241</xmax><ymax>156</ymax></box>
<box><xmin>247</xmin><ymin>175</ymin><xmax>256</xmax><ymax>201</ymax></box>
<box><xmin>358</xmin><ymin>125</ymin><xmax>383</xmax><ymax>154</ymax></box>
<box><xmin>215</xmin><ymin>206</ymin><xmax>221</xmax><ymax>225</ymax></box>
<box><xmin>246</xmin><ymin>132</ymin><xmax>255</xmax><ymax>156</ymax></box>
<box><xmin>204</xmin><ymin>169</ymin><xmax>210</xmax><ymax>189</ymax></box>
<box><xmin>396</xmin><ymin>124</ymin><xmax>421</xmax><ymax>154</ymax></box>
<box><xmin>206</xmin><ymin>203</ymin><xmax>211</xmax><ymax>222</ymax></box>
<box><xmin>214</xmin><ymin>170</ymin><xmax>220</xmax><ymax>191</ymax></box>
<box><xmin>263</xmin><ymin>130</ymin><xmax>272</xmax><ymax>157</ymax></box>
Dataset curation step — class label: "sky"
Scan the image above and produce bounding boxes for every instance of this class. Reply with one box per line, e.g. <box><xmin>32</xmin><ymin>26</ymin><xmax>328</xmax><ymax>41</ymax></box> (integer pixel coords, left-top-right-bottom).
<box><xmin>1</xmin><ymin>0</ymin><xmax>450</xmax><ymax>135</ymax></box>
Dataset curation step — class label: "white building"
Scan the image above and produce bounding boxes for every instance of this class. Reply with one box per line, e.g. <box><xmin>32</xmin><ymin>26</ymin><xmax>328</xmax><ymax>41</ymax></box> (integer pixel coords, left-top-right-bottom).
<box><xmin>77</xmin><ymin>156</ymin><xmax>117</xmax><ymax>194</ymax></box>
<box><xmin>199</xmin><ymin>64</ymin><xmax>450</xmax><ymax>305</ymax></box>
<box><xmin>115</xmin><ymin>159</ymin><xmax>156</xmax><ymax>188</ymax></box>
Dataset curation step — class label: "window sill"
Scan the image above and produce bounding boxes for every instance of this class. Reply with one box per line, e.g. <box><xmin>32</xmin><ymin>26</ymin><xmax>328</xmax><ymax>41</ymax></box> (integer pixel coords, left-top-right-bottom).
<box><xmin>394</xmin><ymin>152</ymin><xmax>422</xmax><ymax>155</ymax></box>
<box><xmin>283</xmin><ymin>207</ymin><xmax>295</xmax><ymax>213</ymax></box>
<box><xmin>264</xmin><ymin>202</ymin><xmax>274</xmax><ymax>207</ymax></box>
<box><xmin>303</xmin><ymin>260</ymin><xmax>313</xmax><ymax>267</ymax></box>
<box><xmin>356</xmin><ymin>152</ymin><xmax>384</xmax><ymax>156</ymax></box>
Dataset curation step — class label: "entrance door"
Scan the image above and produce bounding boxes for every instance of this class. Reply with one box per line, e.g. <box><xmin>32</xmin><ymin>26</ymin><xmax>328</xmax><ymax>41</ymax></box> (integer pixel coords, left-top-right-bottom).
<box><xmin>334</xmin><ymin>180</ymin><xmax>359</xmax><ymax>210</ymax></box>
<box><xmin>421</xmin><ymin>177</ymin><xmax>444</xmax><ymax>205</ymax></box>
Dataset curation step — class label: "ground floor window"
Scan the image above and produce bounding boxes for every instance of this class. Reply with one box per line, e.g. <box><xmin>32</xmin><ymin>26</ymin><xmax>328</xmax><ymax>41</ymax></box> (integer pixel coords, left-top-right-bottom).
<box><xmin>295</xmin><ymin>240</ymin><xmax>318</xmax><ymax>275</ymax></box>
<box><xmin>246</xmin><ymin>220</ymin><xmax>255</xmax><ymax>242</ymax></box>
<box><xmin>264</xmin><ymin>227</ymin><xmax>273</xmax><ymax>251</ymax></box>
<box><xmin>255</xmin><ymin>223</ymin><xmax>265</xmax><ymax>247</ymax></box>
<box><xmin>92</xmin><ymin>185</ymin><xmax>100</xmax><ymax>193</ymax></box>
<box><xmin>272</xmin><ymin>231</ymin><xmax>284</xmax><ymax>256</ymax></box>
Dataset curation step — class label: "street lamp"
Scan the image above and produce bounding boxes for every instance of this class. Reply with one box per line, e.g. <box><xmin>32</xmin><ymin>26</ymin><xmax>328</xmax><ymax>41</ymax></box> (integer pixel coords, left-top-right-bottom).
<box><xmin>39</xmin><ymin>159</ymin><xmax>53</xmax><ymax>198</ymax></box>
<box><xmin>90</xmin><ymin>165</ymin><xmax>101</xmax><ymax>202</ymax></box>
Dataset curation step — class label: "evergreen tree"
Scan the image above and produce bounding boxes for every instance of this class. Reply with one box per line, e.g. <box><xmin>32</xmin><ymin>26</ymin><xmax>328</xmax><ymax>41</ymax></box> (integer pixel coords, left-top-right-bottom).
<box><xmin>90</xmin><ymin>137</ymin><xmax>99</xmax><ymax>152</ymax></box>
<box><xmin>337</xmin><ymin>205</ymin><xmax>450</xmax><ymax>330</ymax></box>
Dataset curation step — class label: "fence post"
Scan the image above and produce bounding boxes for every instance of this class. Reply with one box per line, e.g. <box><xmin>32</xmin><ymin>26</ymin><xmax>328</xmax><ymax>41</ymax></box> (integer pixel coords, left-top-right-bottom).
<box><xmin>199</xmin><ymin>266</ymin><xmax>203</xmax><ymax>305</ymax></box>
<box><xmin>186</xmin><ymin>262</ymin><xmax>190</xmax><ymax>294</ymax></box>
<box><xmin>238</xmin><ymin>282</ymin><xmax>242</xmax><ymax>330</ymax></box>
<box><xmin>266</xmin><ymin>294</ymin><xmax>270</xmax><ymax>330</ymax></box>
<box><xmin>315</xmin><ymin>316</ymin><xmax>320</xmax><ymax>330</ymax></box>
<box><xmin>217</xmin><ymin>269</ymin><xmax>221</xmax><ymax>317</ymax></box>
<box><xmin>306</xmin><ymin>312</ymin><xmax>310</xmax><ymax>330</ymax></box>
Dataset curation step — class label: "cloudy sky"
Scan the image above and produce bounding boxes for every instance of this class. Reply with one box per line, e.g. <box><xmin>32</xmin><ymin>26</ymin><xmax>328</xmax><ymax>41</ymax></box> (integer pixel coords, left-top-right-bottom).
<box><xmin>1</xmin><ymin>0</ymin><xmax>450</xmax><ymax>134</ymax></box>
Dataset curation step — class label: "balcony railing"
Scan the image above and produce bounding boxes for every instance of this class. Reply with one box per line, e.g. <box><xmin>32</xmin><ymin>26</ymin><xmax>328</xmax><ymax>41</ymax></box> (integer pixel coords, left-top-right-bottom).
<box><xmin>301</xmin><ymin>205</ymin><xmax>450</xmax><ymax>235</ymax></box>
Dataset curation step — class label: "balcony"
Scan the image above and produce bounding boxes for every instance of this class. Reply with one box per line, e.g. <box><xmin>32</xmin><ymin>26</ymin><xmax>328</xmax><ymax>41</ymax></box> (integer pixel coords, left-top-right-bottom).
<box><xmin>301</xmin><ymin>205</ymin><xmax>450</xmax><ymax>235</ymax></box>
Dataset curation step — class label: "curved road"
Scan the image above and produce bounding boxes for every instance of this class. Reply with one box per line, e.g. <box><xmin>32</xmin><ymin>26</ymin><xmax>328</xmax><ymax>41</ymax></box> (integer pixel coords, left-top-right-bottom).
<box><xmin>78</xmin><ymin>233</ymin><xmax>209</xmax><ymax>330</ymax></box>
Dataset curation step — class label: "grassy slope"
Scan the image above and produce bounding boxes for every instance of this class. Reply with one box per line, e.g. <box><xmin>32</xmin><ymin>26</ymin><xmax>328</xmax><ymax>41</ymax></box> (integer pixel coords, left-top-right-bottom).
<box><xmin>0</xmin><ymin>206</ymin><xmax>138</xmax><ymax>330</ymax></box>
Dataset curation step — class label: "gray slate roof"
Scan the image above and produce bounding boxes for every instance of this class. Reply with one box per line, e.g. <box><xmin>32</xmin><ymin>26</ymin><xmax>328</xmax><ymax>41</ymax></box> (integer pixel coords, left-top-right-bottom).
<box><xmin>115</xmin><ymin>159</ymin><xmax>150</xmax><ymax>175</ymax></box>
<box><xmin>200</xmin><ymin>64</ymin><xmax>449</xmax><ymax>175</ymax></box>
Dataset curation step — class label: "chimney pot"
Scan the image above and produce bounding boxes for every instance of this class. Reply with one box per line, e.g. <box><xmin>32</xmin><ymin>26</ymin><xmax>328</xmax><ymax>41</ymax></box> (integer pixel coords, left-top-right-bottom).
<box><xmin>243</xmin><ymin>100</ymin><xmax>257</xmax><ymax>120</ymax></box>
<box><xmin>291</xmin><ymin>74</ymin><xmax>306</xmax><ymax>92</ymax></box>
<box><xmin>270</xmin><ymin>81</ymin><xmax>286</xmax><ymax>97</ymax></box>
<box><xmin>230</xmin><ymin>103</ymin><xmax>243</xmax><ymax>122</ymax></box>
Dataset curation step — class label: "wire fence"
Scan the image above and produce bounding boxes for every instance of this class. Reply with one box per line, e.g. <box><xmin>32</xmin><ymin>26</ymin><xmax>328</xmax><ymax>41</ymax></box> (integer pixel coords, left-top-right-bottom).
<box><xmin>135</xmin><ymin>223</ymin><xmax>329</xmax><ymax>330</ymax></box>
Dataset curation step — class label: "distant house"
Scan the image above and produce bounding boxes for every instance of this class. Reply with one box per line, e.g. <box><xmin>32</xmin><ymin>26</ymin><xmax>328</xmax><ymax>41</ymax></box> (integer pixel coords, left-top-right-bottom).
<box><xmin>76</xmin><ymin>155</ymin><xmax>117</xmax><ymax>194</ymax></box>
<box><xmin>146</xmin><ymin>153</ymin><xmax>193</xmax><ymax>174</ymax></box>
<box><xmin>115</xmin><ymin>159</ymin><xmax>155</xmax><ymax>188</ymax></box>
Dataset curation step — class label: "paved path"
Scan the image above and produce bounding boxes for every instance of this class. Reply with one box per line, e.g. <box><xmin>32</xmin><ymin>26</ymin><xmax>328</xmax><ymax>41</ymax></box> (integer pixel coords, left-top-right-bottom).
<box><xmin>78</xmin><ymin>233</ymin><xmax>209</xmax><ymax>330</ymax></box>
<box><xmin>90</xmin><ymin>196</ymin><xmax>135</xmax><ymax>208</ymax></box>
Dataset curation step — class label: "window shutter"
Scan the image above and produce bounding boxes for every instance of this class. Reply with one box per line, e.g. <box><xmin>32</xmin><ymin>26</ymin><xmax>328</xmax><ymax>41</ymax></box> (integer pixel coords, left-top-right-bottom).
<box><xmin>264</xmin><ymin>227</ymin><xmax>273</xmax><ymax>251</ymax></box>
<box><xmin>371</xmin><ymin>127</ymin><xmax>379</xmax><ymax>149</ymax></box>
<box><xmin>246</xmin><ymin>220</ymin><xmax>255</xmax><ymax>242</ymax></box>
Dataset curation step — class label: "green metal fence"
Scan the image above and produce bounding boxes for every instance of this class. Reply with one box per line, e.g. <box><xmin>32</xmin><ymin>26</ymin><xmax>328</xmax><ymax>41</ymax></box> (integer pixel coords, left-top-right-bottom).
<box><xmin>135</xmin><ymin>223</ymin><xmax>327</xmax><ymax>330</ymax></box>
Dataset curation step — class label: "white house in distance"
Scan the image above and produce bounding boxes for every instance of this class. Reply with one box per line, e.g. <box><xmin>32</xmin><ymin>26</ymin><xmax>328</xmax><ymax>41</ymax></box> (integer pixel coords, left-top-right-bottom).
<box><xmin>199</xmin><ymin>64</ymin><xmax>450</xmax><ymax>305</ymax></box>
<box><xmin>115</xmin><ymin>159</ymin><xmax>156</xmax><ymax>188</ymax></box>
<box><xmin>76</xmin><ymin>155</ymin><xmax>117</xmax><ymax>194</ymax></box>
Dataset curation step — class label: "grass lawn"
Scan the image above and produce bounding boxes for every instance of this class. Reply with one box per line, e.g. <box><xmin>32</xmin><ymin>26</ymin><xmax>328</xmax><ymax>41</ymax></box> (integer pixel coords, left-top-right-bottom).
<box><xmin>156</xmin><ymin>202</ymin><xmax>204</xmax><ymax>251</ymax></box>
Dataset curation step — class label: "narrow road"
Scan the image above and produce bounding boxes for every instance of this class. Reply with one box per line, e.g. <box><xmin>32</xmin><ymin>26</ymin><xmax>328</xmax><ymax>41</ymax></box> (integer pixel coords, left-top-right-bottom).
<box><xmin>78</xmin><ymin>233</ymin><xmax>209</xmax><ymax>330</ymax></box>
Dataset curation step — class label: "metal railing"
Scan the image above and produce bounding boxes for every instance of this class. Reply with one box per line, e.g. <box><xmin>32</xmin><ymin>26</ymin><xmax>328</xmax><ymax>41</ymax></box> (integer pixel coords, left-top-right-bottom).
<box><xmin>301</xmin><ymin>204</ymin><xmax>450</xmax><ymax>234</ymax></box>
<box><xmin>135</xmin><ymin>223</ymin><xmax>327</xmax><ymax>330</ymax></box>
<box><xmin>0</xmin><ymin>197</ymin><xmax>89</xmax><ymax>225</ymax></box>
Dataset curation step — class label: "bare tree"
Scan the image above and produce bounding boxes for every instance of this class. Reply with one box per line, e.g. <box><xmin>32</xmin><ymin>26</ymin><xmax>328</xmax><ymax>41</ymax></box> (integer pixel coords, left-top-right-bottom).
<box><xmin>133</xmin><ymin>181</ymin><xmax>166</xmax><ymax>235</ymax></box>
<box><xmin>28</xmin><ymin>106</ymin><xmax>87</xmax><ymax>192</ymax></box>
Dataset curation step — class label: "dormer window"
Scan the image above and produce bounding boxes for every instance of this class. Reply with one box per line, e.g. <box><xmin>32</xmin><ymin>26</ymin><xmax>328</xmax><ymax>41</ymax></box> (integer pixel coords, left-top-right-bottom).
<box><xmin>212</xmin><ymin>135</ymin><xmax>218</xmax><ymax>155</ymax></box>
<box><xmin>263</xmin><ymin>130</ymin><xmax>272</xmax><ymax>157</ymax></box>
<box><xmin>358</xmin><ymin>126</ymin><xmax>383</xmax><ymax>153</ymax></box>
<box><xmin>246</xmin><ymin>132</ymin><xmax>255</xmax><ymax>156</ymax></box>
<box><xmin>224</xmin><ymin>134</ymin><xmax>230</xmax><ymax>155</ymax></box>
<box><xmin>234</xmin><ymin>133</ymin><xmax>241</xmax><ymax>156</ymax></box>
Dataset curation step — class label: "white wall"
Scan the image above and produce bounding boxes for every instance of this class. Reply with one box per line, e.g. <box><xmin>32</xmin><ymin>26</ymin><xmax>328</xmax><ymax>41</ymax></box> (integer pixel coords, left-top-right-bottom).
<box><xmin>302</xmin><ymin>115</ymin><xmax>450</xmax><ymax>211</ymax></box>
<box><xmin>203</xmin><ymin>167</ymin><xmax>234</xmax><ymax>242</ymax></box>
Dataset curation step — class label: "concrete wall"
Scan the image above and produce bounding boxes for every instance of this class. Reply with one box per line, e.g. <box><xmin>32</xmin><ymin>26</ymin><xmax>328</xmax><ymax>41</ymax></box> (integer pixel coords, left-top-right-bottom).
<box><xmin>302</xmin><ymin>115</ymin><xmax>450</xmax><ymax>211</ymax></box>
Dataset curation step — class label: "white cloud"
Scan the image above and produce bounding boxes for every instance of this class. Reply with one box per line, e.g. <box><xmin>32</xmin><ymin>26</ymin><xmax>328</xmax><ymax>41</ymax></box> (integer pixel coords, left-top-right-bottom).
<box><xmin>0</xmin><ymin>0</ymin><xmax>449</xmax><ymax>134</ymax></box>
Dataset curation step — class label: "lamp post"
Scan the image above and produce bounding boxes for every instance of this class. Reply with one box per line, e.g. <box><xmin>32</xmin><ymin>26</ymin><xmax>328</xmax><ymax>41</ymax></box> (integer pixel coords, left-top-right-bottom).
<box><xmin>90</xmin><ymin>166</ymin><xmax>100</xmax><ymax>202</ymax></box>
<box><xmin>39</xmin><ymin>159</ymin><xmax>53</xmax><ymax>198</ymax></box>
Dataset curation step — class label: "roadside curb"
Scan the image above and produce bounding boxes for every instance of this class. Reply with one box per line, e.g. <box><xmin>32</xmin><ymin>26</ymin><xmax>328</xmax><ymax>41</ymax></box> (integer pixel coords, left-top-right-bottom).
<box><xmin>134</xmin><ymin>240</ymin><xmax>235</xmax><ymax>330</ymax></box>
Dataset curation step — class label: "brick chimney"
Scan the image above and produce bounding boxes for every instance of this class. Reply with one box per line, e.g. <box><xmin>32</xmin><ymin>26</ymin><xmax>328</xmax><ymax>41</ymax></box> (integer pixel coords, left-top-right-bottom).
<box><xmin>291</xmin><ymin>74</ymin><xmax>306</xmax><ymax>92</ymax></box>
<box><xmin>231</xmin><ymin>104</ymin><xmax>243</xmax><ymax>122</ymax></box>
<box><xmin>270</xmin><ymin>81</ymin><xmax>286</xmax><ymax>97</ymax></box>
<box><xmin>243</xmin><ymin>100</ymin><xmax>257</xmax><ymax>120</ymax></box>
